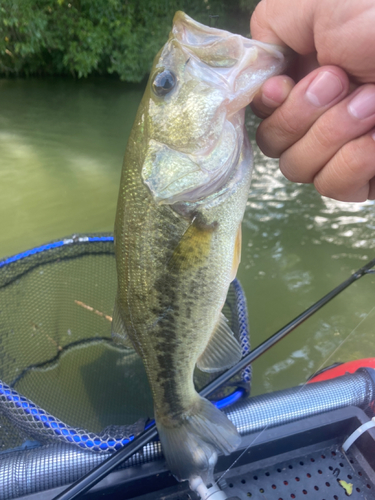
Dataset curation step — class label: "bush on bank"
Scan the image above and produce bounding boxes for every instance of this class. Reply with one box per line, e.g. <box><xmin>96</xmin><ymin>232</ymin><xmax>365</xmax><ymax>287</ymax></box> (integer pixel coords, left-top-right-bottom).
<box><xmin>0</xmin><ymin>0</ymin><xmax>257</xmax><ymax>81</ymax></box>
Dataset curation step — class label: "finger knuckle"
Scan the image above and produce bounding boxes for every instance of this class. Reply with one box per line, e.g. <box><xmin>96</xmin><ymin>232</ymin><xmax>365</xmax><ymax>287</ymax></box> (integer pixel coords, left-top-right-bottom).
<box><xmin>313</xmin><ymin>174</ymin><xmax>353</xmax><ymax>201</ymax></box>
<box><xmin>309</xmin><ymin>119</ymin><xmax>338</xmax><ymax>151</ymax></box>
<box><xmin>313</xmin><ymin>175</ymin><xmax>338</xmax><ymax>199</ymax></box>
<box><xmin>250</xmin><ymin>1</ymin><xmax>268</xmax><ymax>35</ymax></box>
<box><xmin>340</xmin><ymin>140</ymin><xmax>364</xmax><ymax>175</ymax></box>
<box><xmin>369</xmin><ymin>178</ymin><xmax>375</xmax><ymax>200</ymax></box>
<box><xmin>255</xmin><ymin>123</ymin><xmax>279</xmax><ymax>157</ymax></box>
<box><xmin>250</xmin><ymin>101</ymin><xmax>272</xmax><ymax>120</ymax></box>
<box><xmin>274</xmin><ymin>106</ymin><xmax>301</xmax><ymax>139</ymax></box>
<box><xmin>278</xmin><ymin>155</ymin><xmax>291</xmax><ymax>179</ymax></box>
<box><xmin>313</xmin><ymin>135</ymin><xmax>375</xmax><ymax>202</ymax></box>
<box><xmin>339</xmin><ymin>134</ymin><xmax>375</xmax><ymax>179</ymax></box>
<box><xmin>256</xmin><ymin>104</ymin><xmax>305</xmax><ymax>157</ymax></box>
<box><xmin>279</xmin><ymin>153</ymin><xmax>304</xmax><ymax>183</ymax></box>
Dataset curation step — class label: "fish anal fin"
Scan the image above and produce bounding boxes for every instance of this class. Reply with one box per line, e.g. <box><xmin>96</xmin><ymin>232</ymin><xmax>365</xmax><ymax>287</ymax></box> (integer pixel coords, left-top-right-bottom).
<box><xmin>197</xmin><ymin>313</ymin><xmax>241</xmax><ymax>373</ymax></box>
<box><xmin>169</xmin><ymin>215</ymin><xmax>217</xmax><ymax>272</ymax></box>
<box><xmin>230</xmin><ymin>224</ymin><xmax>242</xmax><ymax>282</ymax></box>
<box><xmin>111</xmin><ymin>294</ymin><xmax>134</xmax><ymax>349</ymax></box>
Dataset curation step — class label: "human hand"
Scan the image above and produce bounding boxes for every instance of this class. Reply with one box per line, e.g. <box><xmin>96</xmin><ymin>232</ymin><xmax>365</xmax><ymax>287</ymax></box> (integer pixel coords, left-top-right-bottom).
<box><xmin>250</xmin><ymin>0</ymin><xmax>375</xmax><ymax>202</ymax></box>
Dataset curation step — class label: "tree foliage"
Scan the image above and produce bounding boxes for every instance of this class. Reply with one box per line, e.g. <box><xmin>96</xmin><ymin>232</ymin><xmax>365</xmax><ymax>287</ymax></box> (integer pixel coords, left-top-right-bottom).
<box><xmin>0</xmin><ymin>0</ymin><xmax>259</xmax><ymax>81</ymax></box>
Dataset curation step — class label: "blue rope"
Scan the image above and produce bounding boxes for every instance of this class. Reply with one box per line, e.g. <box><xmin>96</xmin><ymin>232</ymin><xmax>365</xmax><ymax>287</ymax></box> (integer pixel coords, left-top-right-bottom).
<box><xmin>214</xmin><ymin>387</ymin><xmax>246</xmax><ymax>410</ymax></box>
<box><xmin>231</xmin><ymin>278</ymin><xmax>251</xmax><ymax>383</ymax></box>
<box><xmin>0</xmin><ymin>380</ymin><xmax>245</xmax><ymax>453</ymax></box>
<box><xmin>0</xmin><ymin>381</ymin><xmax>133</xmax><ymax>452</ymax></box>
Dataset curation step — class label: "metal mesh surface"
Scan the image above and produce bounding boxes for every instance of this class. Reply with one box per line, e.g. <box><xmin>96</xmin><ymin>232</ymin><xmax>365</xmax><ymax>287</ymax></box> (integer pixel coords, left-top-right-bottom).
<box><xmin>226</xmin><ymin>370</ymin><xmax>374</xmax><ymax>436</ymax></box>
<box><xmin>0</xmin><ymin>234</ymin><xmax>250</xmax><ymax>455</ymax></box>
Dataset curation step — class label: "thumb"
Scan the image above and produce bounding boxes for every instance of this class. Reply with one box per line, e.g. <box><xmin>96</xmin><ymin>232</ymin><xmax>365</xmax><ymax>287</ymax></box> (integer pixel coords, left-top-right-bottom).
<box><xmin>250</xmin><ymin>0</ymin><xmax>316</xmax><ymax>55</ymax></box>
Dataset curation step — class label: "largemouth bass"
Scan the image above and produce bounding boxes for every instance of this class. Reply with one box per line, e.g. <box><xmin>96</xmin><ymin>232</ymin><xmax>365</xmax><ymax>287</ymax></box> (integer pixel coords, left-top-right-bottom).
<box><xmin>113</xmin><ymin>12</ymin><xmax>285</xmax><ymax>484</ymax></box>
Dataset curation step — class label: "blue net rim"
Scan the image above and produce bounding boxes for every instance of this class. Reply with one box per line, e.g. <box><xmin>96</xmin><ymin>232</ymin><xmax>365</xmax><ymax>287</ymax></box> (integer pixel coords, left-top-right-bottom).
<box><xmin>0</xmin><ymin>235</ymin><xmax>113</xmax><ymax>268</ymax></box>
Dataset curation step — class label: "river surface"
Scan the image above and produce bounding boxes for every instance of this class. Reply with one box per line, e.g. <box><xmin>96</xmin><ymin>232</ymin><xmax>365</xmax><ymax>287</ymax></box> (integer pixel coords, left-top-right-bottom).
<box><xmin>0</xmin><ymin>78</ymin><xmax>374</xmax><ymax>404</ymax></box>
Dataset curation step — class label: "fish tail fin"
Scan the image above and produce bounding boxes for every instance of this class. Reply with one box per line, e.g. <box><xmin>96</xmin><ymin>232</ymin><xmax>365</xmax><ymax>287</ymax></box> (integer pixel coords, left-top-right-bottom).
<box><xmin>155</xmin><ymin>396</ymin><xmax>241</xmax><ymax>485</ymax></box>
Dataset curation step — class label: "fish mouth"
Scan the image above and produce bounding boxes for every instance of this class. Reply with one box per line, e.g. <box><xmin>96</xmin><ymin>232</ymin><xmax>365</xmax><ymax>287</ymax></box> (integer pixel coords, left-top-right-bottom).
<box><xmin>171</xmin><ymin>12</ymin><xmax>286</xmax><ymax>115</ymax></box>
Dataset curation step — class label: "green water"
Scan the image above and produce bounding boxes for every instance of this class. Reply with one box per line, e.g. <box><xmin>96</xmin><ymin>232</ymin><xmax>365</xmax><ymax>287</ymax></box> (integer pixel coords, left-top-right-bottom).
<box><xmin>1</xmin><ymin>77</ymin><xmax>374</xmax><ymax>404</ymax></box>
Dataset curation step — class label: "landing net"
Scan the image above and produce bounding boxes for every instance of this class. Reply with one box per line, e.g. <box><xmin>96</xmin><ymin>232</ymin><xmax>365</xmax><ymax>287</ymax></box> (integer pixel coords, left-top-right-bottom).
<box><xmin>0</xmin><ymin>235</ymin><xmax>250</xmax><ymax>455</ymax></box>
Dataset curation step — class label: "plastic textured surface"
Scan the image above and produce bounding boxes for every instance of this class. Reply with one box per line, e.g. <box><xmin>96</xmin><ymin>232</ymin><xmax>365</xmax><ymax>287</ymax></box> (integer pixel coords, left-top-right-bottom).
<box><xmin>66</xmin><ymin>407</ymin><xmax>373</xmax><ymax>500</ymax></box>
<box><xmin>220</xmin><ymin>445</ymin><xmax>375</xmax><ymax>500</ymax></box>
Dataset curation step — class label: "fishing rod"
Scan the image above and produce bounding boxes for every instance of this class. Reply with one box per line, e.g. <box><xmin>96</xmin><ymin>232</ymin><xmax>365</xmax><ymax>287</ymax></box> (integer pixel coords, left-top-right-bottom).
<box><xmin>53</xmin><ymin>257</ymin><xmax>375</xmax><ymax>500</ymax></box>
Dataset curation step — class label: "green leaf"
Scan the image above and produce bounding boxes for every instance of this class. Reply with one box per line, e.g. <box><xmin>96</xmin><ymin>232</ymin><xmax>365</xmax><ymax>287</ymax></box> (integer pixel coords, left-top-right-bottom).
<box><xmin>339</xmin><ymin>480</ymin><xmax>353</xmax><ymax>496</ymax></box>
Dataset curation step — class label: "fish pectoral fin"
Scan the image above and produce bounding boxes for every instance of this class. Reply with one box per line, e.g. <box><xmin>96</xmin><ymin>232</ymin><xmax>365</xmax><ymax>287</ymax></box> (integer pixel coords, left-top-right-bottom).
<box><xmin>230</xmin><ymin>224</ymin><xmax>242</xmax><ymax>282</ymax></box>
<box><xmin>111</xmin><ymin>294</ymin><xmax>135</xmax><ymax>350</ymax></box>
<box><xmin>197</xmin><ymin>313</ymin><xmax>242</xmax><ymax>372</ymax></box>
<box><xmin>168</xmin><ymin>215</ymin><xmax>217</xmax><ymax>272</ymax></box>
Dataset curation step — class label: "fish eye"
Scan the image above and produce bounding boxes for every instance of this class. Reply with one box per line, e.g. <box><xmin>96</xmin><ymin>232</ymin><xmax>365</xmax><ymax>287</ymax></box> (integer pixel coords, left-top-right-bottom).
<box><xmin>152</xmin><ymin>70</ymin><xmax>176</xmax><ymax>97</ymax></box>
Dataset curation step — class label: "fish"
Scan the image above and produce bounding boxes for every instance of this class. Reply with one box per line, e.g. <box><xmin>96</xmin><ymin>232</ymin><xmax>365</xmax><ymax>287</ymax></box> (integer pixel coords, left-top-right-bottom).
<box><xmin>113</xmin><ymin>11</ymin><xmax>285</xmax><ymax>485</ymax></box>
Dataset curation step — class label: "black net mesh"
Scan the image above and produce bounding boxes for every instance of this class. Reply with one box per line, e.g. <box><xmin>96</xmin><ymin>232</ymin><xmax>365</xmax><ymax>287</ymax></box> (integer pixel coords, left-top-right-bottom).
<box><xmin>0</xmin><ymin>234</ymin><xmax>250</xmax><ymax>455</ymax></box>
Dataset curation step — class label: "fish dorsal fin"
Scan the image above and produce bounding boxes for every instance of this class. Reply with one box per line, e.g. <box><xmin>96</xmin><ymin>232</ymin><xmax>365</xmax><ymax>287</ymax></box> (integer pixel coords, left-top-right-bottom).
<box><xmin>111</xmin><ymin>294</ymin><xmax>134</xmax><ymax>349</ymax></box>
<box><xmin>197</xmin><ymin>313</ymin><xmax>242</xmax><ymax>373</ymax></box>
<box><xmin>230</xmin><ymin>224</ymin><xmax>242</xmax><ymax>282</ymax></box>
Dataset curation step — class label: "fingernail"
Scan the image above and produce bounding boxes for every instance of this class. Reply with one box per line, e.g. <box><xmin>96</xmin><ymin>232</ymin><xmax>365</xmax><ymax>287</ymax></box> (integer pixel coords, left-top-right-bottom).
<box><xmin>348</xmin><ymin>87</ymin><xmax>375</xmax><ymax>120</ymax></box>
<box><xmin>261</xmin><ymin>76</ymin><xmax>293</xmax><ymax>108</ymax></box>
<box><xmin>305</xmin><ymin>71</ymin><xmax>344</xmax><ymax>107</ymax></box>
<box><xmin>261</xmin><ymin>94</ymin><xmax>280</xmax><ymax>108</ymax></box>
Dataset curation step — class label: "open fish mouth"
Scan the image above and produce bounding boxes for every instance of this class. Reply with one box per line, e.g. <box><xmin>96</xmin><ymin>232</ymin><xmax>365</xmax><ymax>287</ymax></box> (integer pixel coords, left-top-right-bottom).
<box><xmin>171</xmin><ymin>12</ymin><xmax>286</xmax><ymax>115</ymax></box>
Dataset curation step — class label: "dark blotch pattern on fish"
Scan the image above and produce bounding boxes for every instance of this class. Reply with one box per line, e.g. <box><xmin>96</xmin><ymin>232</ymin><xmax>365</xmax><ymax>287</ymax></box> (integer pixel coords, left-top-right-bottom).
<box><xmin>152</xmin><ymin>270</ymin><xmax>185</xmax><ymax>416</ymax></box>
